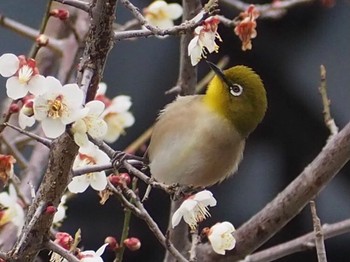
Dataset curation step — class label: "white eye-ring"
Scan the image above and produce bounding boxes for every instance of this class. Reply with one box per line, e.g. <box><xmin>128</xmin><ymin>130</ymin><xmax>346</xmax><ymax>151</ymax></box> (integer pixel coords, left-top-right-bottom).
<box><xmin>229</xmin><ymin>84</ymin><xmax>243</xmax><ymax>96</ymax></box>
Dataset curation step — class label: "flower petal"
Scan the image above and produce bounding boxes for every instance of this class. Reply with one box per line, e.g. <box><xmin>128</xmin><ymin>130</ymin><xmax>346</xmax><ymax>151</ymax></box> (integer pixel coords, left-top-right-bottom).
<box><xmin>41</xmin><ymin>118</ymin><xmax>66</xmax><ymax>138</ymax></box>
<box><xmin>89</xmin><ymin>172</ymin><xmax>108</xmax><ymax>191</ymax></box>
<box><xmin>86</xmin><ymin>100</ymin><xmax>105</xmax><ymax>116</ymax></box>
<box><xmin>27</xmin><ymin>75</ymin><xmax>47</xmax><ymax>96</ymax></box>
<box><xmin>165</xmin><ymin>3</ymin><xmax>183</xmax><ymax>19</ymax></box>
<box><xmin>6</xmin><ymin>77</ymin><xmax>28</xmax><ymax>99</ymax></box>
<box><xmin>68</xmin><ymin>175</ymin><xmax>90</xmax><ymax>193</ymax></box>
<box><xmin>0</xmin><ymin>53</ymin><xmax>19</xmax><ymax>77</ymax></box>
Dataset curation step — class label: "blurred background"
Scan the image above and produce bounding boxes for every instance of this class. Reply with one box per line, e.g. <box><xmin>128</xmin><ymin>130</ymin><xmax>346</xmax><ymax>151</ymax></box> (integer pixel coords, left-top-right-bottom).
<box><xmin>1</xmin><ymin>0</ymin><xmax>350</xmax><ymax>261</ymax></box>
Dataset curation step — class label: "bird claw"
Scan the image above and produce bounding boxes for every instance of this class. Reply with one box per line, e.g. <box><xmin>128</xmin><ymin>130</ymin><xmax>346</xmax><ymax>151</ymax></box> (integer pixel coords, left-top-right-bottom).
<box><xmin>111</xmin><ymin>151</ymin><xmax>147</xmax><ymax>170</ymax></box>
<box><xmin>171</xmin><ymin>185</ymin><xmax>203</xmax><ymax>200</ymax></box>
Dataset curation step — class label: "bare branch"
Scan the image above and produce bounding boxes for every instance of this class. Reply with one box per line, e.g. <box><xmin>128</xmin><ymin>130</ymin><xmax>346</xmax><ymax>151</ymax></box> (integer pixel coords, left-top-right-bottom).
<box><xmin>190</xmin><ymin>230</ymin><xmax>199</xmax><ymax>262</ymax></box>
<box><xmin>53</xmin><ymin>0</ymin><xmax>90</xmax><ymax>12</ymax></box>
<box><xmin>243</xmin><ymin>218</ymin><xmax>350</xmax><ymax>262</ymax></box>
<box><xmin>3</xmin><ymin>123</ymin><xmax>52</xmax><ymax>148</ymax></box>
<box><xmin>310</xmin><ymin>201</ymin><xmax>328</xmax><ymax>262</ymax></box>
<box><xmin>221</xmin><ymin>0</ymin><xmax>315</xmax><ymax>19</ymax></box>
<box><xmin>0</xmin><ymin>13</ymin><xmax>62</xmax><ymax>54</ymax></box>
<box><xmin>319</xmin><ymin>65</ymin><xmax>338</xmax><ymax>137</ymax></box>
<box><xmin>121</xmin><ymin>185</ymin><xmax>189</xmax><ymax>262</ymax></box>
<box><xmin>196</xmin><ymin>122</ymin><xmax>350</xmax><ymax>261</ymax></box>
<box><xmin>47</xmin><ymin>240</ymin><xmax>80</xmax><ymax>262</ymax></box>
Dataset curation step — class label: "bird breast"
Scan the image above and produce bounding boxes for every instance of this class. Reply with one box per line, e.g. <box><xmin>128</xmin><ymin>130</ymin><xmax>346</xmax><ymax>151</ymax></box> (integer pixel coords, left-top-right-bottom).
<box><xmin>148</xmin><ymin>95</ymin><xmax>245</xmax><ymax>187</ymax></box>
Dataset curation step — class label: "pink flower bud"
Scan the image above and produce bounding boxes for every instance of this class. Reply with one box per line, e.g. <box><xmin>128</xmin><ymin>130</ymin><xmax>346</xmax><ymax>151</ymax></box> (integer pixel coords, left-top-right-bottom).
<box><xmin>108</xmin><ymin>173</ymin><xmax>131</xmax><ymax>187</ymax></box>
<box><xmin>123</xmin><ymin>237</ymin><xmax>141</xmax><ymax>251</ymax></box>
<box><xmin>9</xmin><ymin>103</ymin><xmax>20</xmax><ymax>113</ymax></box>
<box><xmin>55</xmin><ymin>232</ymin><xmax>73</xmax><ymax>250</ymax></box>
<box><xmin>104</xmin><ymin>236</ymin><xmax>119</xmax><ymax>250</ymax></box>
<box><xmin>50</xmin><ymin>9</ymin><xmax>70</xmax><ymax>20</ymax></box>
<box><xmin>45</xmin><ymin>205</ymin><xmax>57</xmax><ymax>215</ymax></box>
<box><xmin>36</xmin><ymin>34</ymin><xmax>49</xmax><ymax>47</ymax></box>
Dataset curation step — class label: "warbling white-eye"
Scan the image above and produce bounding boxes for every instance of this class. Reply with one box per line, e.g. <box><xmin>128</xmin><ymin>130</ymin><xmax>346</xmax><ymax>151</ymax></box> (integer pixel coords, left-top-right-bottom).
<box><xmin>148</xmin><ymin>62</ymin><xmax>267</xmax><ymax>188</ymax></box>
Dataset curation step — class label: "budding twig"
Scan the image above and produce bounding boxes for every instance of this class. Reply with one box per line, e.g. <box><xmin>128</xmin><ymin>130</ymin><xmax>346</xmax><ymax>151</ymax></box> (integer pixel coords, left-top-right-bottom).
<box><xmin>319</xmin><ymin>65</ymin><xmax>338</xmax><ymax>138</ymax></box>
<box><xmin>310</xmin><ymin>200</ymin><xmax>328</xmax><ymax>262</ymax></box>
<box><xmin>46</xmin><ymin>240</ymin><xmax>80</xmax><ymax>262</ymax></box>
<box><xmin>3</xmin><ymin>123</ymin><xmax>52</xmax><ymax>147</ymax></box>
<box><xmin>222</xmin><ymin>0</ymin><xmax>315</xmax><ymax>19</ymax></box>
<box><xmin>53</xmin><ymin>0</ymin><xmax>90</xmax><ymax>12</ymax></box>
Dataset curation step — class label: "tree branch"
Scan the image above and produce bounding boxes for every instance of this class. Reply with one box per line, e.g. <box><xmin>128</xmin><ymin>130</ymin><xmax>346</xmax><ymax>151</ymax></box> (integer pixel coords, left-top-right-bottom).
<box><xmin>310</xmin><ymin>200</ymin><xmax>327</xmax><ymax>262</ymax></box>
<box><xmin>222</xmin><ymin>0</ymin><xmax>315</xmax><ymax>19</ymax></box>
<box><xmin>53</xmin><ymin>0</ymin><xmax>90</xmax><ymax>13</ymax></box>
<box><xmin>243</xmin><ymin>218</ymin><xmax>350</xmax><ymax>262</ymax></box>
<box><xmin>197</xmin><ymin>122</ymin><xmax>350</xmax><ymax>261</ymax></box>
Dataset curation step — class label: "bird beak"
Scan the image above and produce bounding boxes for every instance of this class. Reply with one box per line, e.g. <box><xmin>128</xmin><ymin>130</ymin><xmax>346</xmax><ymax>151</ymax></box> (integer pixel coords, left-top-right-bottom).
<box><xmin>206</xmin><ymin>60</ymin><xmax>232</xmax><ymax>87</ymax></box>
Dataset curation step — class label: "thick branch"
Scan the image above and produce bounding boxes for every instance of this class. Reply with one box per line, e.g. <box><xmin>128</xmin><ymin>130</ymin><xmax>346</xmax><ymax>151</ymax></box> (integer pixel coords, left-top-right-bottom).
<box><xmin>9</xmin><ymin>133</ymin><xmax>78</xmax><ymax>261</ymax></box>
<box><xmin>197</xmin><ymin>122</ymin><xmax>350</xmax><ymax>261</ymax></box>
<box><xmin>77</xmin><ymin>0</ymin><xmax>117</xmax><ymax>102</ymax></box>
<box><xmin>243</xmin><ymin>218</ymin><xmax>350</xmax><ymax>262</ymax></box>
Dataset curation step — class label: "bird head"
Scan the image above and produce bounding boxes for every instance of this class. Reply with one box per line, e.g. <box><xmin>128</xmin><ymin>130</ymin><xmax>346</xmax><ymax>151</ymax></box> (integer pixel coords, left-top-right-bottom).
<box><xmin>204</xmin><ymin>61</ymin><xmax>267</xmax><ymax>138</ymax></box>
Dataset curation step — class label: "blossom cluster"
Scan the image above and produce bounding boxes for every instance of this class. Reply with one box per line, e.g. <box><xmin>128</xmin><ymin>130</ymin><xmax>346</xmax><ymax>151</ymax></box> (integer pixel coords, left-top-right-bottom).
<box><xmin>0</xmin><ymin>51</ymin><xmax>136</xmax><ymax>236</ymax></box>
<box><xmin>143</xmin><ymin>0</ymin><xmax>259</xmax><ymax>65</ymax></box>
<box><xmin>172</xmin><ymin>190</ymin><xmax>236</xmax><ymax>255</ymax></box>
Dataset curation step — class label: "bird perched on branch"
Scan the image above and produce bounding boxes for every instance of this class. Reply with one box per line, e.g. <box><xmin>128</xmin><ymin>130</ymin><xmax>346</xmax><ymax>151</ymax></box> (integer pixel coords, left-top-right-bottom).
<box><xmin>148</xmin><ymin>62</ymin><xmax>267</xmax><ymax>188</ymax></box>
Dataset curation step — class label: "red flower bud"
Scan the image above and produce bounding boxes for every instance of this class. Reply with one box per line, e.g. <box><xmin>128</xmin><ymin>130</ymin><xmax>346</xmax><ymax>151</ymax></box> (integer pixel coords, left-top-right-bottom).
<box><xmin>50</xmin><ymin>9</ymin><xmax>70</xmax><ymax>20</ymax></box>
<box><xmin>123</xmin><ymin>237</ymin><xmax>141</xmax><ymax>251</ymax></box>
<box><xmin>108</xmin><ymin>173</ymin><xmax>131</xmax><ymax>187</ymax></box>
<box><xmin>104</xmin><ymin>236</ymin><xmax>119</xmax><ymax>250</ymax></box>
<box><xmin>55</xmin><ymin>232</ymin><xmax>73</xmax><ymax>250</ymax></box>
<box><xmin>45</xmin><ymin>205</ymin><xmax>57</xmax><ymax>215</ymax></box>
<box><xmin>9</xmin><ymin>103</ymin><xmax>20</xmax><ymax>113</ymax></box>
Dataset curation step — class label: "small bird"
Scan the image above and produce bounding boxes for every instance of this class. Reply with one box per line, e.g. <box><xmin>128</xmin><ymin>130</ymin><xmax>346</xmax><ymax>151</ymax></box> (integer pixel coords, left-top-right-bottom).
<box><xmin>148</xmin><ymin>62</ymin><xmax>267</xmax><ymax>188</ymax></box>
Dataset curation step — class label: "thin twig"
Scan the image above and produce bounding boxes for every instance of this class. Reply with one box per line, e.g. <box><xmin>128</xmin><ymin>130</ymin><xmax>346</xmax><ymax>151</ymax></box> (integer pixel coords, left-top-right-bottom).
<box><xmin>310</xmin><ymin>200</ymin><xmax>328</xmax><ymax>262</ymax></box>
<box><xmin>123</xmin><ymin>160</ymin><xmax>176</xmax><ymax>194</ymax></box>
<box><xmin>53</xmin><ymin>0</ymin><xmax>90</xmax><ymax>12</ymax></box>
<box><xmin>3</xmin><ymin>123</ymin><xmax>51</xmax><ymax>147</ymax></box>
<box><xmin>189</xmin><ymin>230</ymin><xmax>199</xmax><ymax>262</ymax></box>
<box><xmin>0</xmin><ymin>136</ymin><xmax>28</xmax><ymax>169</ymax></box>
<box><xmin>114</xmin><ymin>0</ymin><xmax>209</xmax><ymax>40</ymax></box>
<box><xmin>0</xmin><ymin>13</ymin><xmax>62</xmax><ymax>54</ymax></box>
<box><xmin>319</xmin><ymin>65</ymin><xmax>338</xmax><ymax>137</ymax></box>
<box><xmin>47</xmin><ymin>240</ymin><xmax>80</xmax><ymax>262</ymax></box>
<box><xmin>13</xmin><ymin>201</ymin><xmax>46</xmax><ymax>256</ymax></box>
<box><xmin>73</xmin><ymin>163</ymin><xmax>113</xmax><ymax>176</ymax></box>
<box><xmin>121</xmin><ymin>186</ymin><xmax>189</xmax><ymax>262</ymax></box>
<box><xmin>115</xmin><ymin>178</ymin><xmax>137</xmax><ymax>262</ymax></box>
<box><xmin>222</xmin><ymin>0</ymin><xmax>315</xmax><ymax>19</ymax></box>
<box><xmin>243</xmin><ymin>218</ymin><xmax>350</xmax><ymax>262</ymax></box>
<box><xmin>28</xmin><ymin>0</ymin><xmax>54</xmax><ymax>58</ymax></box>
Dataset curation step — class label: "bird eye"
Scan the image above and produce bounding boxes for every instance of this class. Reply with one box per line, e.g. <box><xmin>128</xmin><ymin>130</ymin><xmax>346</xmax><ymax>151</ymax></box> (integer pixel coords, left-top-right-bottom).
<box><xmin>229</xmin><ymin>84</ymin><xmax>243</xmax><ymax>97</ymax></box>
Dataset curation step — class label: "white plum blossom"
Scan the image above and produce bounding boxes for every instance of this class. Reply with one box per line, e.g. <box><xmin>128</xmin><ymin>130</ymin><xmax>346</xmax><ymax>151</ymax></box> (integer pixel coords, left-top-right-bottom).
<box><xmin>33</xmin><ymin>76</ymin><xmax>88</xmax><ymax>138</ymax></box>
<box><xmin>172</xmin><ymin>190</ymin><xmax>217</xmax><ymax>230</ymax></box>
<box><xmin>0</xmin><ymin>184</ymin><xmax>25</xmax><ymax>236</ymax></box>
<box><xmin>102</xmin><ymin>95</ymin><xmax>135</xmax><ymax>143</ymax></box>
<box><xmin>188</xmin><ymin>16</ymin><xmax>222</xmax><ymax>66</ymax></box>
<box><xmin>208</xmin><ymin>221</ymin><xmax>236</xmax><ymax>255</ymax></box>
<box><xmin>144</xmin><ymin>0</ymin><xmax>183</xmax><ymax>29</ymax></box>
<box><xmin>68</xmin><ymin>142</ymin><xmax>109</xmax><ymax>193</ymax></box>
<box><xmin>52</xmin><ymin>195</ymin><xmax>67</xmax><ymax>226</ymax></box>
<box><xmin>79</xmin><ymin>243</ymin><xmax>108</xmax><ymax>262</ymax></box>
<box><xmin>71</xmin><ymin>100</ymin><xmax>108</xmax><ymax>147</ymax></box>
<box><xmin>0</xmin><ymin>53</ymin><xmax>46</xmax><ymax>99</ymax></box>
<box><xmin>95</xmin><ymin>83</ymin><xmax>135</xmax><ymax>143</ymax></box>
<box><xmin>18</xmin><ymin>97</ymin><xmax>35</xmax><ymax>129</ymax></box>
